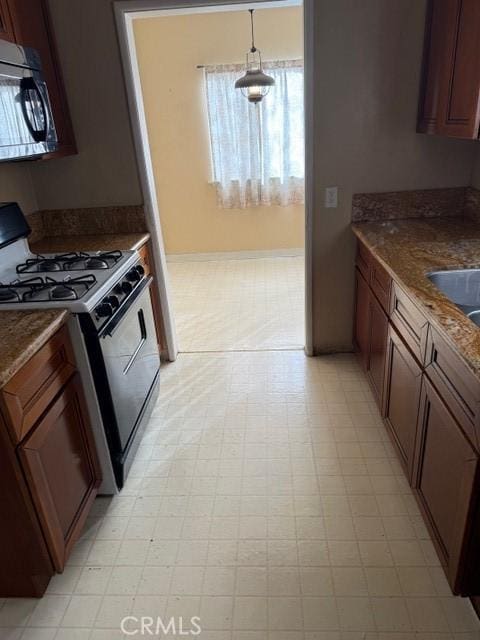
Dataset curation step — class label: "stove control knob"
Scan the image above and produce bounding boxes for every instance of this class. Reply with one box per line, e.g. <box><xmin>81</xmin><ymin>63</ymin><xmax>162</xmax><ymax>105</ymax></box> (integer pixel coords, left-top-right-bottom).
<box><xmin>126</xmin><ymin>268</ymin><xmax>141</xmax><ymax>283</ymax></box>
<box><xmin>106</xmin><ymin>295</ymin><xmax>120</xmax><ymax>310</ymax></box>
<box><xmin>121</xmin><ymin>281</ymin><xmax>133</xmax><ymax>295</ymax></box>
<box><xmin>113</xmin><ymin>284</ymin><xmax>123</xmax><ymax>296</ymax></box>
<box><xmin>96</xmin><ymin>301</ymin><xmax>114</xmax><ymax>318</ymax></box>
<box><xmin>135</xmin><ymin>264</ymin><xmax>145</xmax><ymax>277</ymax></box>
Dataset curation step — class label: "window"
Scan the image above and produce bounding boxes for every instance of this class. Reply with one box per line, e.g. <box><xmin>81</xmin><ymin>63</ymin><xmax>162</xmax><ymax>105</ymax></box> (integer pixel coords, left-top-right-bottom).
<box><xmin>205</xmin><ymin>60</ymin><xmax>304</xmax><ymax>209</ymax></box>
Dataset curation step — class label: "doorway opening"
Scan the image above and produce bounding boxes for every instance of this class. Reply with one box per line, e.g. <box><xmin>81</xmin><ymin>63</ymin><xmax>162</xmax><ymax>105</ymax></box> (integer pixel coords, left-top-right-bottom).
<box><xmin>115</xmin><ymin>0</ymin><xmax>312</xmax><ymax>358</ymax></box>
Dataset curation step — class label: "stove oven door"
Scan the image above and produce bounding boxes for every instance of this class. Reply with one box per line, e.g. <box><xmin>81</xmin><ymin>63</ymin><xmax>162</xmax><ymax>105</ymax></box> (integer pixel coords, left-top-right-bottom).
<box><xmin>98</xmin><ymin>281</ymin><xmax>160</xmax><ymax>457</ymax></box>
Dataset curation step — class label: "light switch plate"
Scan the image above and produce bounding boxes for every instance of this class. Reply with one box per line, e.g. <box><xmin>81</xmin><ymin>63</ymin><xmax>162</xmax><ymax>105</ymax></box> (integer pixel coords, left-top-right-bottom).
<box><xmin>325</xmin><ymin>186</ymin><xmax>338</xmax><ymax>208</ymax></box>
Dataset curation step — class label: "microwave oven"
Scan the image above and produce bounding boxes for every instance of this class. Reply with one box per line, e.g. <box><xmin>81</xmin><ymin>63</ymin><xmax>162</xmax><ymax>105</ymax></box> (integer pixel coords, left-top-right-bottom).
<box><xmin>0</xmin><ymin>39</ymin><xmax>57</xmax><ymax>161</ymax></box>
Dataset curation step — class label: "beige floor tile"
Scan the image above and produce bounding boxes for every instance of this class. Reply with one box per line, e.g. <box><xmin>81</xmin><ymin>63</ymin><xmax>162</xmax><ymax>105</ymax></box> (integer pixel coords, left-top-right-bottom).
<box><xmin>3</xmin><ymin>351</ymin><xmax>480</xmax><ymax>639</ymax></box>
<box><xmin>364</xmin><ymin>567</ymin><xmax>402</xmax><ymax>596</ymax></box>
<box><xmin>168</xmin><ymin>256</ymin><xmax>305</xmax><ymax>352</ymax></box>
<box><xmin>302</xmin><ymin>597</ymin><xmax>339</xmax><ymax>631</ymax></box>
<box><xmin>233</xmin><ymin>596</ymin><xmax>268</xmax><ymax>630</ymax></box>
<box><xmin>268</xmin><ymin>597</ymin><xmax>303</xmax><ymax>630</ymax></box>
<box><xmin>332</xmin><ymin>568</ymin><xmax>368</xmax><ymax>596</ymax></box>
<box><xmin>236</xmin><ymin>567</ymin><xmax>267</xmax><ymax>596</ymax></box>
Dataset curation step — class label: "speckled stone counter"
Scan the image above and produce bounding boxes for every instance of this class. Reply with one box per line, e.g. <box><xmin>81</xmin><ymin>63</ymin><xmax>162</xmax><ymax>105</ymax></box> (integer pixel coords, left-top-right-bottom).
<box><xmin>0</xmin><ymin>310</ymin><xmax>69</xmax><ymax>388</ymax></box>
<box><xmin>352</xmin><ymin>217</ymin><xmax>480</xmax><ymax>378</ymax></box>
<box><xmin>30</xmin><ymin>232</ymin><xmax>150</xmax><ymax>255</ymax></box>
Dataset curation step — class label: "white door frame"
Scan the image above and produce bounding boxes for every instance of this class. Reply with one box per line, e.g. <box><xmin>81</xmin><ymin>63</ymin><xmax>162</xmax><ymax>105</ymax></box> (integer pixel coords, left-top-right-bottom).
<box><xmin>113</xmin><ymin>0</ymin><xmax>314</xmax><ymax>359</ymax></box>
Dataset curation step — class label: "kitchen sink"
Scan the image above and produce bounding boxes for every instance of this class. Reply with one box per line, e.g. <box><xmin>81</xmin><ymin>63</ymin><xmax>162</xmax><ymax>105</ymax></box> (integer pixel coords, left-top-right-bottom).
<box><xmin>427</xmin><ymin>269</ymin><xmax>480</xmax><ymax>313</ymax></box>
<box><xmin>467</xmin><ymin>310</ymin><xmax>480</xmax><ymax>327</ymax></box>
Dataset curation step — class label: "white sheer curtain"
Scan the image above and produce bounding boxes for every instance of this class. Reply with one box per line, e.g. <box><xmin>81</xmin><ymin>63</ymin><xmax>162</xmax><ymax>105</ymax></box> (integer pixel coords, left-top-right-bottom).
<box><xmin>205</xmin><ymin>60</ymin><xmax>304</xmax><ymax>209</ymax></box>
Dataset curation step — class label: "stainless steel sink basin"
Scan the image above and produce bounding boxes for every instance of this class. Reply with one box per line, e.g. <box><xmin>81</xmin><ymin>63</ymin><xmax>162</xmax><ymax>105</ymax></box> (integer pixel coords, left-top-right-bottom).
<box><xmin>467</xmin><ymin>310</ymin><xmax>480</xmax><ymax>327</ymax></box>
<box><xmin>427</xmin><ymin>269</ymin><xmax>480</xmax><ymax>312</ymax></box>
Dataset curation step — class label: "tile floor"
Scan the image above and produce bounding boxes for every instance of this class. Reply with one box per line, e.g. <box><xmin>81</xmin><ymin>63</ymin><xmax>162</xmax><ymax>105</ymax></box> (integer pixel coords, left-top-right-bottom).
<box><xmin>167</xmin><ymin>256</ymin><xmax>305</xmax><ymax>352</ymax></box>
<box><xmin>1</xmin><ymin>351</ymin><xmax>480</xmax><ymax>639</ymax></box>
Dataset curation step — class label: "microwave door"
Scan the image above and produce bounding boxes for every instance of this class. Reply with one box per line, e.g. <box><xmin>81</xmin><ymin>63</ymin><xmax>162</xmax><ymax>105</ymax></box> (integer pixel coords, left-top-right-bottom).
<box><xmin>0</xmin><ymin>67</ymin><xmax>48</xmax><ymax>160</ymax></box>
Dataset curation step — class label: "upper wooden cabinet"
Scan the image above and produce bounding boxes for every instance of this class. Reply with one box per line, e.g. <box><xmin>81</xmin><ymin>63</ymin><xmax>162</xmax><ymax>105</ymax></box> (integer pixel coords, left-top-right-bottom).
<box><xmin>2</xmin><ymin>0</ymin><xmax>76</xmax><ymax>157</ymax></box>
<box><xmin>418</xmin><ymin>0</ymin><xmax>480</xmax><ymax>139</ymax></box>
<box><xmin>0</xmin><ymin>0</ymin><xmax>15</xmax><ymax>41</ymax></box>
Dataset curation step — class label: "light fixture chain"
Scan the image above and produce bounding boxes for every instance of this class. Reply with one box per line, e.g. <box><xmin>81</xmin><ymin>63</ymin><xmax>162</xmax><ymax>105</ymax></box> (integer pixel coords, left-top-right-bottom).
<box><xmin>250</xmin><ymin>9</ymin><xmax>256</xmax><ymax>52</ymax></box>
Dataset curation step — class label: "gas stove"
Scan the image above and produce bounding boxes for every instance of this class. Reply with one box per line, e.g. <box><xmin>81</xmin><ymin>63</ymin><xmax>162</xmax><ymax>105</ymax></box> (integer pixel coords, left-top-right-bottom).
<box><xmin>0</xmin><ymin>239</ymin><xmax>139</xmax><ymax>313</ymax></box>
<box><xmin>0</xmin><ymin>202</ymin><xmax>160</xmax><ymax>495</ymax></box>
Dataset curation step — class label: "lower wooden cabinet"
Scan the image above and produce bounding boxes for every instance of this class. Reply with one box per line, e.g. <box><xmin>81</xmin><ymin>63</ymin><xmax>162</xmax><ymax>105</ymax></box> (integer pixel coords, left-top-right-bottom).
<box><xmin>0</xmin><ymin>326</ymin><xmax>101</xmax><ymax>596</ymax></box>
<box><xmin>354</xmin><ymin>268</ymin><xmax>370</xmax><ymax>370</ymax></box>
<box><xmin>367</xmin><ymin>293</ymin><xmax>388</xmax><ymax>408</ymax></box>
<box><xmin>383</xmin><ymin>325</ymin><xmax>422</xmax><ymax>481</ymax></box>
<box><xmin>18</xmin><ymin>373</ymin><xmax>101</xmax><ymax>572</ymax></box>
<box><xmin>353</xmin><ymin>238</ymin><xmax>480</xmax><ymax>596</ymax></box>
<box><xmin>353</xmin><ymin>267</ymin><xmax>388</xmax><ymax>409</ymax></box>
<box><xmin>414</xmin><ymin>377</ymin><xmax>479</xmax><ymax>593</ymax></box>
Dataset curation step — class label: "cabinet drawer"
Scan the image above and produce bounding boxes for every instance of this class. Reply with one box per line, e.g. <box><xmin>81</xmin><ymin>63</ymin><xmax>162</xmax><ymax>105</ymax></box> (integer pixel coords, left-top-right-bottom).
<box><xmin>356</xmin><ymin>241</ymin><xmax>370</xmax><ymax>281</ymax></box>
<box><xmin>370</xmin><ymin>259</ymin><xmax>391</xmax><ymax>312</ymax></box>
<box><xmin>137</xmin><ymin>243</ymin><xmax>152</xmax><ymax>277</ymax></box>
<box><xmin>390</xmin><ymin>282</ymin><xmax>429</xmax><ymax>363</ymax></box>
<box><xmin>425</xmin><ymin>327</ymin><xmax>480</xmax><ymax>449</ymax></box>
<box><xmin>0</xmin><ymin>325</ymin><xmax>76</xmax><ymax>445</ymax></box>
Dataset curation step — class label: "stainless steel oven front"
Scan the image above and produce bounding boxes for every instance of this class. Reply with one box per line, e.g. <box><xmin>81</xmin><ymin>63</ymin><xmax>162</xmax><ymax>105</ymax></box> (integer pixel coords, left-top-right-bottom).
<box><xmin>81</xmin><ymin>276</ymin><xmax>160</xmax><ymax>489</ymax></box>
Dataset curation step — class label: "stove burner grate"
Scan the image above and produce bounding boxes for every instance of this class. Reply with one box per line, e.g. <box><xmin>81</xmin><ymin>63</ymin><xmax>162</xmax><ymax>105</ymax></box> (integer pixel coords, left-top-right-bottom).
<box><xmin>0</xmin><ymin>275</ymin><xmax>97</xmax><ymax>304</ymax></box>
<box><xmin>16</xmin><ymin>250</ymin><xmax>124</xmax><ymax>274</ymax></box>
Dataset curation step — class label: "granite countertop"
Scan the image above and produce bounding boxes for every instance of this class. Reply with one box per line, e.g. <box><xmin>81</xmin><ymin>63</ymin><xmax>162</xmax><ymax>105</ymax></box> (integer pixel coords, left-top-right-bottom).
<box><xmin>31</xmin><ymin>232</ymin><xmax>150</xmax><ymax>254</ymax></box>
<box><xmin>352</xmin><ymin>217</ymin><xmax>480</xmax><ymax>377</ymax></box>
<box><xmin>0</xmin><ymin>310</ymin><xmax>69</xmax><ymax>388</ymax></box>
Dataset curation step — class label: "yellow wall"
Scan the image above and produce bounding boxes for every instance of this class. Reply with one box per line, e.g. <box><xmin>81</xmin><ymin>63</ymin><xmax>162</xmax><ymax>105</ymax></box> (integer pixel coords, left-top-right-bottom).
<box><xmin>133</xmin><ymin>7</ymin><xmax>304</xmax><ymax>255</ymax></box>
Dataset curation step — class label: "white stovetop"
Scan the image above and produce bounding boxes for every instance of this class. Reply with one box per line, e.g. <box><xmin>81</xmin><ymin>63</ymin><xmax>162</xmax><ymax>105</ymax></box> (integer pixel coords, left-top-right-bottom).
<box><xmin>0</xmin><ymin>238</ymin><xmax>138</xmax><ymax>312</ymax></box>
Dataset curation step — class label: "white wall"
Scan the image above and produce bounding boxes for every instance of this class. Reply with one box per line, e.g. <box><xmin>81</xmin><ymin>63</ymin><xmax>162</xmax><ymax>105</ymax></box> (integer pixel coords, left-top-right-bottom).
<box><xmin>29</xmin><ymin>0</ymin><xmax>143</xmax><ymax>209</ymax></box>
<box><xmin>0</xmin><ymin>164</ymin><xmax>37</xmax><ymax>214</ymax></box>
<box><xmin>310</xmin><ymin>0</ymin><xmax>477</xmax><ymax>352</ymax></box>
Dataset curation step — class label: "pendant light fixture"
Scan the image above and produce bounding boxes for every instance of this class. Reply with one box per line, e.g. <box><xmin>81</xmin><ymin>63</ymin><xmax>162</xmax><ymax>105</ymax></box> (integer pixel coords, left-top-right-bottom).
<box><xmin>235</xmin><ymin>9</ymin><xmax>275</xmax><ymax>104</ymax></box>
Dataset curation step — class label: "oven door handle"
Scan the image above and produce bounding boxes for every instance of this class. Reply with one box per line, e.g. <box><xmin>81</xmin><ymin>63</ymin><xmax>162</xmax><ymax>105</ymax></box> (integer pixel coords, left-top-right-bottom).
<box><xmin>123</xmin><ymin>309</ymin><xmax>147</xmax><ymax>376</ymax></box>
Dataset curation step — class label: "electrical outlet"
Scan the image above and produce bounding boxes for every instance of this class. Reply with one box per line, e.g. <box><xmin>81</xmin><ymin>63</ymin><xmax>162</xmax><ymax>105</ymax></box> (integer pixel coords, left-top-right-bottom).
<box><xmin>325</xmin><ymin>186</ymin><xmax>338</xmax><ymax>208</ymax></box>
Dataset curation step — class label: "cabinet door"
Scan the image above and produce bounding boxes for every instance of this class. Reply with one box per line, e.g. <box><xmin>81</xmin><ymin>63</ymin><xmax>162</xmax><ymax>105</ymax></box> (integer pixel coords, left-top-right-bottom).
<box><xmin>354</xmin><ymin>268</ymin><xmax>370</xmax><ymax>371</ymax></box>
<box><xmin>6</xmin><ymin>0</ymin><xmax>76</xmax><ymax>156</ymax></box>
<box><xmin>18</xmin><ymin>374</ymin><xmax>101</xmax><ymax>571</ymax></box>
<box><xmin>0</xmin><ymin>0</ymin><xmax>14</xmax><ymax>41</ymax></box>
<box><xmin>367</xmin><ymin>293</ymin><xmax>388</xmax><ymax>410</ymax></box>
<box><xmin>418</xmin><ymin>0</ymin><xmax>480</xmax><ymax>138</ymax></box>
<box><xmin>383</xmin><ymin>326</ymin><xmax>422</xmax><ymax>480</ymax></box>
<box><xmin>414</xmin><ymin>377</ymin><xmax>479</xmax><ymax>593</ymax></box>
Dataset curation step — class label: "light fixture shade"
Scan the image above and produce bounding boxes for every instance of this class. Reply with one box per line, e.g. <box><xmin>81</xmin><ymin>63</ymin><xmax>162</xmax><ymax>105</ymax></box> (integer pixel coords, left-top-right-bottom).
<box><xmin>234</xmin><ymin>69</ymin><xmax>275</xmax><ymax>90</ymax></box>
<box><xmin>235</xmin><ymin>68</ymin><xmax>275</xmax><ymax>103</ymax></box>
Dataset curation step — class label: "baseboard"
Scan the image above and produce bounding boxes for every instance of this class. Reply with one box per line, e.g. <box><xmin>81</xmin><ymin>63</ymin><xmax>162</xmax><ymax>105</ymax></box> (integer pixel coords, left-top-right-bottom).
<box><xmin>166</xmin><ymin>248</ymin><xmax>305</xmax><ymax>262</ymax></box>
